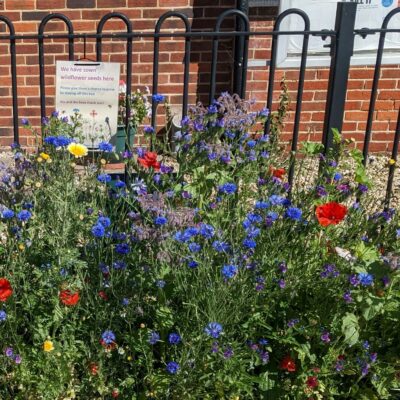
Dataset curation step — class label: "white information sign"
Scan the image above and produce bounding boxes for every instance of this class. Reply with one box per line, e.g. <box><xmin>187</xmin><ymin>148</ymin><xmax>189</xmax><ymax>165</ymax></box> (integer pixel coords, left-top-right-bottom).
<box><xmin>276</xmin><ymin>0</ymin><xmax>400</xmax><ymax>67</ymax></box>
<box><xmin>56</xmin><ymin>61</ymin><xmax>120</xmax><ymax>148</ymax></box>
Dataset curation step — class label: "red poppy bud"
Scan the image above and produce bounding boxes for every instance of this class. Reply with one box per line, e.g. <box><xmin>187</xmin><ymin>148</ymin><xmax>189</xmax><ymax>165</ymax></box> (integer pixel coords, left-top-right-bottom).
<box><xmin>99</xmin><ymin>291</ymin><xmax>109</xmax><ymax>300</ymax></box>
<box><xmin>89</xmin><ymin>362</ymin><xmax>98</xmax><ymax>376</ymax></box>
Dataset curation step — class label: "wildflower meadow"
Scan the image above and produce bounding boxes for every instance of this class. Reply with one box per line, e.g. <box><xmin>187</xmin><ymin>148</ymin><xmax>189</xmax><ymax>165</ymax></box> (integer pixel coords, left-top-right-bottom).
<box><xmin>0</xmin><ymin>93</ymin><xmax>399</xmax><ymax>399</ymax></box>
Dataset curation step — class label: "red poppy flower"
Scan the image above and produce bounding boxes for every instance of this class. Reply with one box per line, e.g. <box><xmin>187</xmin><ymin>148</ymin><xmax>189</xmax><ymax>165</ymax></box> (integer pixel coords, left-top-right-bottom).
<box><xmin>306</xmin><ymin>376</ymin><xmax>319</xmax><ymax>388</ymax></box>
<box><xmin>0</xmin><ymin>278</ymin><xmax>13</xmax><ymax>302</ymax></box>
<box><xmin>280</xmin><ymin>355</ymin><xmax>296</xmax><ymax>372</ymax></box>
<box><xmin>315</xmin><ymin>202</ymin><xmax>347</xmax><ymax>227</ymax></box>
<box><xmin>138</xmin><ymin>152</ymin><xmax>160</xmax><ymax>171</ymax></box>
<box><xmin>269</xmin><ymin>167</ymin><xmax>286</xmax><ymax>179</ymax></box>
<box><xmin>59</xmin><ymin>290</ymin><xmax>80</xmax><ymax>306</ymax></box>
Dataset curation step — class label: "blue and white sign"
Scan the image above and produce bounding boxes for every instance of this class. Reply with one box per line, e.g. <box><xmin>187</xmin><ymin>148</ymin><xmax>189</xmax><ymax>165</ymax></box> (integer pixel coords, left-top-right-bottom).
<box><xmin>274</xmin><ymin>0</ymin><xmax>400</xmax><ymax>67</ymax></box>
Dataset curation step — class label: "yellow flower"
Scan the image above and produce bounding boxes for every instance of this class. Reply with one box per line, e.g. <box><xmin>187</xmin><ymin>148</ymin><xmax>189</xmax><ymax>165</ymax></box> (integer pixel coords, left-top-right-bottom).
<box><xmin>40</xmin><ymin>152</ymin><xmax>50</xmax><ymax>160</ymax></box>
<box><xmin>67</xmin><ymin>143</ymin><xmax>88</xmax><ymax>158</ymax></box>
<box><xmin>43</xmin><ymin>340</ymin><xmax>54</xmax><ymax>352</ymax></box>
<box><xmin>389</xmin><ymin>159</ymin><xmax>396</xmax><ymax>166</ymax></box>
<box><xmin>127</xmin><ymin>355</ymin><xmax>132</xmax><ymax>361</ymax></box>
<box><xmin>37</xmin><ymin>157</ymin><xmax>43</xmax><ymax>163</ymax></box>
<box><xmin>18</xmin><ymin>243</ymin><xmax>25</xmax><ymax>251</ymax></box>
<box><xmin>100</xmin><ymin>158</ymin><xmax>107</xmax><ymax>165</ymax></box>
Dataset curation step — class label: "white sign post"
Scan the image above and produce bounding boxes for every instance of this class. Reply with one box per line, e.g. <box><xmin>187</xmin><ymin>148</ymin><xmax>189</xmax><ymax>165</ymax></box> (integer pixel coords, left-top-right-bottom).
<box><xmin>56</xmin><ymin>61</ymin><xmax>120</xmax><ymax>148</ymax></box>
<box><xmin>277</xmin><ymin>0</ymin><xmax>400</xmax><ymax>67</ymax></box>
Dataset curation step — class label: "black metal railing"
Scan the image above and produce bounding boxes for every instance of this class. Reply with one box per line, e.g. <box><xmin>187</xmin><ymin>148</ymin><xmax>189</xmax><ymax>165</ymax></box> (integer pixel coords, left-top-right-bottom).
<box><xmin>0</xmin><ymin>2</ymin><xmax>397</xmax><ymax>206</ymax></box>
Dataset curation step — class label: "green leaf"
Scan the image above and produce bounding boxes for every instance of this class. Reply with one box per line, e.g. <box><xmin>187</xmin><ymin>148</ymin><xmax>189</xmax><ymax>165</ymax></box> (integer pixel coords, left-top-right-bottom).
<box><xmin>354</xmin><ymin>241</ymin><xmax>380</xmax><ymax>264</ymax></box>
<box><xmin>362</xmin><ymin>297</ymin><xmax>384</xmax><ymax>321</ymax></box>
<box><xmin>341</xmin><ymin>313</ymin><xmax>359</xmax><ymax>347</ymax></box>
<box><xmin>350</xmin><ymin>148</ymin><xmax>364</xmax><ymax>164</ymax></box>
<box><xmin>300</xmin><ymin>141</ymin><xmax>325</xmax><ymax>156</ymax></box>
<box><xmin>332</xmin><ymin>128</ymin><xmax>342</xmax><ymax>145</ymax></box>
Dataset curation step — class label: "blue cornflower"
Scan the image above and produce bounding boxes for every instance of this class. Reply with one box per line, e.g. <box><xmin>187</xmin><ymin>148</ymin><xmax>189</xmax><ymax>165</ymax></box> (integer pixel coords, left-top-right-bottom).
<box><xmin>156</xmin><ymin>279</ymin><xmax>166</xmax><ymax>288</ymax></box>
<box><xmin>152</xmin><ymin>94</ymin><xmax>165</xmax><ymax>103</ymax></box>
<box><xmin>113</xmin><ymin>260</ymin><xmax>126</xmax><ymax>270</ymax></box>
<box><xmin>218</xmin><ymin>183</ymin><xmax>237</xmax><ymax>195</ymax></box>
<box><xmin>44</xmin><ymin>136</ymin><xmax>57</xmax><ymax>146</ymax></box>
<box><xmin>0</xmin><ymin>310</ymin><xmax>6</xmax><ymax>322</ymax></box>
<box><xmin>91</xmin><ymin>224</ymin><xmax>105</xmax><ymax>238</ymax></box>
<box><xmin>199</xmin><ymin>223</ymin><xmax>215</xmax><ymax>239</ymax></box>
<box><xmin>285</xmin><ymin>207</ymin><xmax>302</xmax><ymax>221</ymax></box>
<box><xmin>396</xmin><ymin>228</ymin><xmax>400</xmax><ymax>238</ymax></box>
<box><xmin>247</xmin><ymin>150</ymin><xmax>257</xmax><ymax>162</ymax></box>
<box><xmin>220</xmin><ymin>153</ymin><xmax>231</xmax><ymax>164</ymax></box>
<box><xmin>168</xmin><ymin>333</ymin><xmax>181</xmax><ymax>345</ymax></box>
<box><xmin>246</xmin><ymin>226</ymin><xmax>260</xmax><ymax>239</ymax></box>
<box><xmin>2</xmin><ymin>209</ymin><xmax>14</xmax><ymax>219</ymax></box>
<box><xmin>259</xmin><ymin>108</ymin><xmax>269</xmax><ymax>118</ymax></box>
<box><xmin>174</xmin><ymin>227</ymin><xmax>198</xmax><ymax>243</ymax></box>
<box><xmin>243</xmin><ymin>238</ymin><xmax>256</xmax><ymax>249</ymax></box>
<box><xmin>122</xmin><ymin>298</ymin><xmax>130</xmax><ymax>306</ymax></box>
<box><xmin>358</xmin><ymin>272</ymin><xmax>374</xmax><ymax>286</ymax></box>
<box><xmin>204</xmin><ymin>322</ymin><xmax>223</xmax><ymax>338</ymax></box>
<box><xmin>21</xmin><ymin>118</ymin><xmax>29</xmax><ymax>126</ymax></box>
<box><xmin>148</xmin><ymin>331</ymin><xmax>160</xmax><ymax>345</ymax></box>
<box><xmin>97</xmin><ymin>216</ymin><xmax>111</xmax><ymax>228</ymax></box>
<box><xmin>98</xmin><ymin>141</ymin><xmax>113</xmax><ymax>152</ymax></box>
<box><xmin>212</xmin><ymin>241</ymin><xmax>230</xmax><ymax>253</ymax></box>
<box><xmin>187</xmin><ymin>259</ymin><xmax>199</xmax><ymax>268</ymax></box>
<box><xmin>97</xmin><ymin>174</ymin><xmax>112</xmax><ymax>183</ymax></box>
<box><xmin>255</xmin><ymin>201</ymin><xmax>269</xmax><ymax>209</ymax></box>
<box><xmin>166</xmin><ymin>361</ymin><xmax>180</xmax><ymax>374</ymax></box>
<box><xmin>154</xmin><ymin>216</ymin><xmax>168</xmax><ymax>226</ymax></box>
<box><xmin>144</xmin><ymin>126</ymin><xmax>154</xmax><ymax>135</ymax></box>
<box><xmin>333</xmin><ymin>172</ymin><xmax>342</xmax><ymax>181</ymax></box>
<box><xmin>115</xmin><ymin>243</ymin><xmax>130</xmax><ymax>255</ymax></box>
<box><xmin>101</xmin><ymin>330</ymin><xmax>116</xmax><ymax>345</ymax></box>
<box><xmin>208</xmin><ymin>152</ymin><xmax>217</xmax><ymax>161</ymax></box>
<box><xmin>23</xmin><ymin>202</ymin><xmax>34</xmax><ymax>210</ymax></box>
<box><xmin>17</xmin><ymin>210</ymin><xmax>31</xmax><ymax>222</ymax></box>
<box><xmin>115</xmin><ymin>179</ymin><xmax>126</xmax><ymax>189</ymax></box>
<box><xmin>247</xmin><ymin>140</ymin><xmax>257</xmax><ymax>148</ymax></box>
<box><xmin>188</xmin><ymin>242</ymin><xmax>201</xmax><ymax>253</ymax></box>
<box><xmin>246</xmin><ymin>213</ymin><xmax>263</xmax><ymax>224</ymax></box>
<box><xmin>268</xmin><ymin>195</ymin><xmax>286</xmax><ymax>206</ymax></box>
<box><xmin>56</xmin><ymin>136</ymin><xmax>72</xmax><ymax>147</ymax></box>
<box><xmin>207</xmin><ymin>104</ymin><xmax>218</xmax><ymax>114</ymax></box>
<box><xmin>221</xmin><ymin>264</ymin><xmax>238</xmax><ymax>279</ymax></box>
<box><xmin>260</xmin><ymin>151</ymin><xmax>269</xmax><ymax>159</ymax></box>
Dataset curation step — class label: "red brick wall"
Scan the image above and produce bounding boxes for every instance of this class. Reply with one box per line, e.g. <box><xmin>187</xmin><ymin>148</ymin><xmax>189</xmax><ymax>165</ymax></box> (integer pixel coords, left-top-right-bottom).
<box><xmin>0</xmin><ymin>0</ymin><xmax>398</xmax><ymax>153</ymax></box>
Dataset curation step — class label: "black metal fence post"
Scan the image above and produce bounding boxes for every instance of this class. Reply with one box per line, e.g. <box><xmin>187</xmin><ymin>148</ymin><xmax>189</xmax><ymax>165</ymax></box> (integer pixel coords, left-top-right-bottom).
<box><xmin>322</xmin><ymin>2</ymin><xmax>357</xmax><ymax>153</ymax></box>
<box><xmin>234</xmin><ymin>0</ymin><xmax>249</xmax><ymax>97</ymax></box>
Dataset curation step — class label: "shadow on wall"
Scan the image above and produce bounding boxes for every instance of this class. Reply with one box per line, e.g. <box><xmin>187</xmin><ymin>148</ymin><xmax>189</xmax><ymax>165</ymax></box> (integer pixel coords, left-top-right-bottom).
<box><xmin>191</xmin><ymin>0</ymin><xmax>237</xmax><ymax>105</ymax></box>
